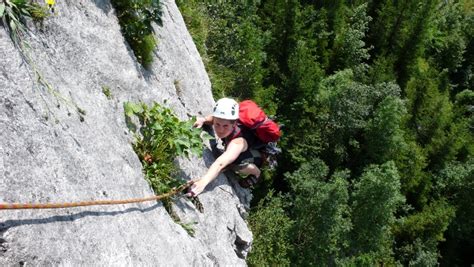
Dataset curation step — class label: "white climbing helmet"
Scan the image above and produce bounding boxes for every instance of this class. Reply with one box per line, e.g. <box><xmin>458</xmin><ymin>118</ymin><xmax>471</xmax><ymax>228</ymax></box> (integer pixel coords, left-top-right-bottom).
<box><xmin>212</xmin><ymin>98</ymin><xmax>239</xmax><ymax>120</ymax></box>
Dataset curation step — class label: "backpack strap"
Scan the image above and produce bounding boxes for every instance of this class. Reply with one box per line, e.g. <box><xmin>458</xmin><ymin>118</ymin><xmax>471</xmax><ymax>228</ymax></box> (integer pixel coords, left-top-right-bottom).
<box><xmin>224</xmin><ymin>125</ymin><xmax>241</xmax><ymax>145</ymax></box>
<box><xmin>250</xmin><ymin>117</ymin><xmax>268</xmax><ymax>129</ymax></box>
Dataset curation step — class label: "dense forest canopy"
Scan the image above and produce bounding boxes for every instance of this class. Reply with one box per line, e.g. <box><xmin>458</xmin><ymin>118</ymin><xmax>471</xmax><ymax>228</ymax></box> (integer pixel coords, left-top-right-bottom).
<box><xmin>177</xmin><ymin>0</ymin><xmax>473</xmax><ymax>265</ymax></box>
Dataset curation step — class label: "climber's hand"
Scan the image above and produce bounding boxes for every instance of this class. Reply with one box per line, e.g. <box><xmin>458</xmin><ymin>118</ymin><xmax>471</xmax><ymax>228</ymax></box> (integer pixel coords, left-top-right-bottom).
<box><xmin>193</xmin><ymin>117</ymin><xmax>206</xmax><ymax>128</ymax></box>
<box><xmin>186</xmin><ymin>178</ymin><xmax>206</xmax><ymax>197</ymax></box>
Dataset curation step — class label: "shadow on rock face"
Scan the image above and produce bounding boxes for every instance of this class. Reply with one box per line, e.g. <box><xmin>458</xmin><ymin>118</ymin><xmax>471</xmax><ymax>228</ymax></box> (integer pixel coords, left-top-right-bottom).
<box><xmin>0</xmin><ymin>202</ymin><xmax>161</xmax><ymax>231</ymax></box>
<box><xmin>91</xmin><ymin>0</ymin><xmax>113</xmax><ymax>14</ymax></box>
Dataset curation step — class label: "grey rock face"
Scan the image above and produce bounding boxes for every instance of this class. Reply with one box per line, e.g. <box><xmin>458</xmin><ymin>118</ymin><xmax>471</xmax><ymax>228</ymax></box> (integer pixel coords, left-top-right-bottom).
<box><xmin>0</xmin><ymin>0</ymin><xmax>251</xmax><ymax>265</ymax></box>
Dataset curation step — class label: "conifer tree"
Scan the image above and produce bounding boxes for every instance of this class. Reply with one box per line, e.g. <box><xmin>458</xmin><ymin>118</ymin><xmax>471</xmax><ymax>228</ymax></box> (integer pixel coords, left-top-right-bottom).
<box><xmin>286</xmin><ymin>159</ymin><xmax>351</xmax><ymax>266</ymax></box>
<box><xmin>330</xmin><ymin>3</ymin><xmax>371</xmax><ymax>74</ymax></box>
<box><xmin>436</xmin><ymin>158</ymin><xmax>474</xmax><ymax>265</ymax></box>
<box><xmin>393</xmin><ymin>200</ymin><xmax>455</xmax><ymax>265</ymax></box>
<box><xmin>350</xmin><ymin>161</ymin><xmax>404</xmax><ymax>263</ymax></box>
<box><xmin>247</xmin><ymin>191</ymin><xmax>293</xmax><ymax>266</ymax></box>
<box><xmin>364</xmin><ymin>94</ymin><xmax>406</xmax><ymax>164</ymax></box>
<box><xmin>405</xmin><ymin>59</ymin><xmax>460</xmax><ymax>171</ymax></box>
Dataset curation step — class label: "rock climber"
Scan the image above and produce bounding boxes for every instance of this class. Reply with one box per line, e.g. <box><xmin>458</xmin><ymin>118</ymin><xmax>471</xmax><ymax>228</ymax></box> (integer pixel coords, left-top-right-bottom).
<box><xmin>187</xmin><ymin>98</ymin><xmax>263</xmax><ymax>197</ymax></box>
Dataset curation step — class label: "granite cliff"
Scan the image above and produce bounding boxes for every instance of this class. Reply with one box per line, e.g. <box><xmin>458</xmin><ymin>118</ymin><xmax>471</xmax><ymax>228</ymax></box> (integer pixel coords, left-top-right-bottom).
<box><xmin>0</xmin><ymin>0</ymin><xmax>252</xmax><ymax>265</ymax></box>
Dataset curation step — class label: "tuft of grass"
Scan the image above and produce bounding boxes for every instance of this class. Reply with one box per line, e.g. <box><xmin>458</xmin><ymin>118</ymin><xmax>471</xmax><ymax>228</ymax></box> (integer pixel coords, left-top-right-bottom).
<box><xmin>0</xmin><ymin>0</ymin><xmax>50</xmax><ymax>47</ymax></box>
<box><xmin>178</xmin><ymin>221</ymin><xmax>198</xmax><ymax>237</ymax></box>
<box><xmin>102</xmin><ymin>85</ymin><xmax>112</xmax><ymax>99</ymax></box>
<box><xmin>110</xmin><ymin>0</ymin><xmax>162</xmax><ymax>69</ymax></box>
<box><xmin>131</xmin><ymin>33</ymin><xmax>156</xmax><ymax>68</ymax></box>
<box><xmin>28</xmin><ymin>2</ymin><xmax>49</xmax><ymax>23</ymax></box>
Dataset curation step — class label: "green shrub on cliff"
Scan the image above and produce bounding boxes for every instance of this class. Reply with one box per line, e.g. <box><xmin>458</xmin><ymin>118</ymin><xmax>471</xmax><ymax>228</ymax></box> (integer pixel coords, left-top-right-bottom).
<box><xmin>111</xmin><ymin>0</ymin><xmax>162</xmax><ymax>68</ymax></box>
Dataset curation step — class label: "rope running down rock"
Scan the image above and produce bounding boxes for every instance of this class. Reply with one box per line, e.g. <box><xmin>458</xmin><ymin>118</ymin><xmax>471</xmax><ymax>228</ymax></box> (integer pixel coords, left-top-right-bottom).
<box><xmin>0</xmin><ymin>181</ymin><xmax>194</xmax><ymax>210</ymax></box>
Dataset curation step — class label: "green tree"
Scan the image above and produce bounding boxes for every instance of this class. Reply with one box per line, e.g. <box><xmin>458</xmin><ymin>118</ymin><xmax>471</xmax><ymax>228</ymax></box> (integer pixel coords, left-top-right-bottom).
<box><xmin>330</xmin><ymin>3</ymin><xmax>372</xmax><ymax>75</ymax></box>
<box><xmin>366</xmin><ymin>0</ymin><xmax>438</xmax><ymax>87</ymax></box>
<box><xmin>364</xmin><ymin>95</ymin><xmax>406</xmax><ymax>164</ymax></box>
<box><xmin>435</xmin><ymin>159</ymin><xmax>474</xmax><ymax>266</ymax></box>
<box><xmin>448</xmin><ymin>6</ymin><xmax>473</xmax><ymax>95</ymax></box>
<box><xmin>286</xmin><ymin>159</ymin><xmax>351</xmax><ymax>266</ymax></box>
<box><xmin>278</xmin><ymin>39</ymin><xmax>324</xmax><ymax>166</ymax></box>
<box><xmin>451</xmin><ymin>89</ymin><xmax>474</xmax><ymax>162</ymax></box>
<box><xmin>393</xmin><ymin>200</ymin><xmax>455</xmax><ymax>266</ymax></box>
<box><xmin>393</xmin><ymin>138</ymin><xmax>428</xmax><ymax>208</ymax></box>
<box><xmin>405</xmin><ymin>59</ymin><xmax>460</xmax><ymax>171</ymax></box>
<box><xmin>205</xmin><ymin>1</ymin><xmax>268</xmax><ymax>99</ymax></box>
<box><xmin>428</xmin><ymin>2</ymin><xmax>468</xmax><ymax>78</ymax></box>
<box><xmin>316</xmin><ymin>70</ymin><xmax>400</xmax><ymax>171</ymax></box>
<box><xmin>258</xmin><ymin>0</ymin><xmax>299</xmax><ymax>81</ymax></box>
<box><xmin>366</xmin><ymin>0</ymin><xmax>419</xmax><ymax>58</ymax></box>
<box><xmin>394</xmin><ymin>0</ymin><xmax>437</xmax><ymax>87</ymax></box>
<box><xmin>350</xmin><ymin>161</ymin><xmax>405</xmax><ymax>263</ymax></box>
<box><xmin>247</xmin><ymin>191</ymin><xmax>293</xmax><ymax>267</ymax></box>
<box><xmin>292</xmin><ymin>4</ymin><xmax>331</xmax><ymax>71</ymax></box>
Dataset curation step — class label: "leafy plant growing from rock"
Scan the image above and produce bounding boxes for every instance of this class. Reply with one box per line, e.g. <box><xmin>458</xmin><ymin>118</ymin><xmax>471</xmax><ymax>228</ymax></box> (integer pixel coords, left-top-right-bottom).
<box><xmin>110</xmin><ymin>0</ymin><xmax>163</xmax><ymax>69</ymax></box>
<box><xmin>1</xmin><ymin>1</ymin><xmax>87</xmax><ymax>122</ymax></box>
<box><xmin>0</xmin><ymin>0</ymin><xmax>49</xmax><ymax>47</ymax></box>
<box><xmin>124</xmin><ymin>101</ymin><xmax>211</xmax><ymax>232</ymax></box>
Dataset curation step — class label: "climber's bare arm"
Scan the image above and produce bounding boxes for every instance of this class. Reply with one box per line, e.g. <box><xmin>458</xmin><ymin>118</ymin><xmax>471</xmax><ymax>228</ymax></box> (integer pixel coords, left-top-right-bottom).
<box><xmin>187</xmin><ymin>138</ymin><xmax>247</xmax><ymax>196</ymax></box>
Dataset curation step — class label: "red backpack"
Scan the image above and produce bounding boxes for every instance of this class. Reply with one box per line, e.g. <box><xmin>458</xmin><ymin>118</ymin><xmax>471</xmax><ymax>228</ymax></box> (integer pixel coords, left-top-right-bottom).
<box><xmin>238</xmin><ymin>100</ymin><xmax>281</xmax><ymax>143</ymax></box>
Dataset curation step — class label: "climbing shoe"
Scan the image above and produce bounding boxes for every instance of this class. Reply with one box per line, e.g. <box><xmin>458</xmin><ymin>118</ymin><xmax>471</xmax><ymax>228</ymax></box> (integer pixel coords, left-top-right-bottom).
<box><xmin>238</xmin><ymin>175</ymin><xmax>261</xmax><ymax>188</ymax></box>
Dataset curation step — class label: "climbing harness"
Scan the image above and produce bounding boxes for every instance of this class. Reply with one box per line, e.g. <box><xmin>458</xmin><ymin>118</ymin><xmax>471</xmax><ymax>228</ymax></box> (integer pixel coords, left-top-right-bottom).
<box><xmin>0</xmin><ymin>181</ymin><xmax>193</xmax><ymax>210</ymax></box>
